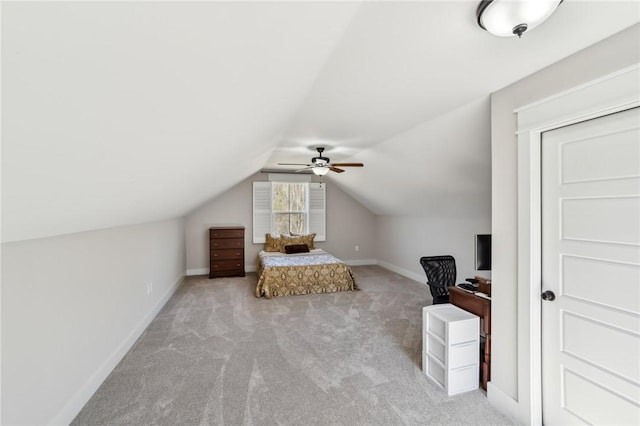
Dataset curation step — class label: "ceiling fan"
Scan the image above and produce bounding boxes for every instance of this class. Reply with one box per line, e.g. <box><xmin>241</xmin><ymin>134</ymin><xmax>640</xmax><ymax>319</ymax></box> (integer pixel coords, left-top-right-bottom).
<box><xmin>278</xmin><ymin>147</ymin><xmax>364</xmax><ymax>176</ymax></box>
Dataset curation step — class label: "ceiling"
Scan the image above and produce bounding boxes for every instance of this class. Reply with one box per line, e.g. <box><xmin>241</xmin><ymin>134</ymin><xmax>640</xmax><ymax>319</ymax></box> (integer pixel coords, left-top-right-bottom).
<box><xmin>2</xmin><ymin>1</ymin><xmax>639</xmax><ymax>242</ymax></box>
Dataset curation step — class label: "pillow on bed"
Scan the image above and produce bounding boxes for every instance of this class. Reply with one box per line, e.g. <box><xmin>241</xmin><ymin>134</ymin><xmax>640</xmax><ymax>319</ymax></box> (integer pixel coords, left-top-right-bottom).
<box><xmin>284</xmin><ymin>244</ymin><xmax>310</xmax><ymax>254</ymax></box>
<box><xmin>264</xmin><ymin>234</ymin><xmax>283</xmax><ymax>252</ymax></box>
<box><xmin>300</xmin><ymin>233</ymin><xmax>316</xmax><ymax>249</ymax></box>
<box><xmin>280</xmin><ymin>233</ymin><xmax>316</xmax><ymax>251</ymax></box>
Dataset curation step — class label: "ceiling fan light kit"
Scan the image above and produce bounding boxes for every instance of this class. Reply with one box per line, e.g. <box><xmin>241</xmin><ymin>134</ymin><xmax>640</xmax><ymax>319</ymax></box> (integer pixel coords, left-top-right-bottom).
<box><xmin>312</xmin><ymin>166</ymin><xmax>330</xmax><ymax>176</ymax></box>
<box><xmin>277</xmin><ymin>147</ymin><xmax>364</xmax><ymax>176</ymax></box>
<box><xmin>476</xmin><ymin>0</ymin><xmax>563</xmax><ymax>38</ymax></box>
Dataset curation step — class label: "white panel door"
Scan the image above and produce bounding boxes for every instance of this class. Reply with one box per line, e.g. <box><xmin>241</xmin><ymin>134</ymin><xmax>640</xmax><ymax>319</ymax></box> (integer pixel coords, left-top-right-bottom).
<box><xmin>541</xmin><ymin>107</ymin><xmax>640</xmax><ymax>425</ymax></box>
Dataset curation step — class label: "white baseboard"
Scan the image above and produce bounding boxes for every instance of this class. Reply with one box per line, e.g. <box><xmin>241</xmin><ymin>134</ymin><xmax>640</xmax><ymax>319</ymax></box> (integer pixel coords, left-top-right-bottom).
<box><xmin>377</xmin><ymin>260</ymin><xmax>425</xmax><ymax>284</ymax></box>
<box><xmin>190</xmin><ymin>261</ymin><xmax>423</xmax><ymax>281</ymax></box>
<box><xmin>346</xmin><ymin>259</ymin><xmax>378</xmax><ymax>266</ymax></box>
<box><xmin>189</xmin><ymin>261</ymin><xmax>376</xmax><ymax>276</ymax></box>
<box><xmin>487</xmin><ymin>382</ymin><xmax>524</xmax><ymax>425</ymax></box>
<box><xmin>187</xmin><ymin>265</ymin><xmax>257</xmax><ymax>276</ymax></box>
<box><xmin>51</xmin><ymin>274</ymin><xmax>184</xmax><ymax>425</ymax></box>
<box><xmin>186</xmin><ymin>267</ymin><xmax>208</xmax><ymax>276</ymax></box>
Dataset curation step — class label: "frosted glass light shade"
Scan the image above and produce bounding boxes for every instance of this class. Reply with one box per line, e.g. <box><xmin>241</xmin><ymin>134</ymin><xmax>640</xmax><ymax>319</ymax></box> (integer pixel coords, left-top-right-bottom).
<box><xmin>477</xmin><ymin>0</ymin><xmax>563</xmax><ymax>38</ymax></box>
<box><xmin>312</xmin><ymin>166</ymin><xmax>330</xmax><ymax>176</ymax></box>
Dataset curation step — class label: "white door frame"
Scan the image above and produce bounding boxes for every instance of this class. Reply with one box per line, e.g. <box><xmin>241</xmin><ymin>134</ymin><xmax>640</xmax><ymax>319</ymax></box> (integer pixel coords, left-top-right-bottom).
<box><xmin>514</xmin><ymin>64</ymin><xmax>640</xmax><ymax>425</ymax></box>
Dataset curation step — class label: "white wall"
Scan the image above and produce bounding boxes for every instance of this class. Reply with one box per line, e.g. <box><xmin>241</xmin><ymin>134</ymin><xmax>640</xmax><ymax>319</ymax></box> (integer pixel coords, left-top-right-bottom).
<box><xmin>368</xmin><ymin>96</ymin><xmax>492</xmax><ymax>287</ymax></box>
<box><xmin>185</xmin><ymin>172</ymin><xmax>377</xmax><ymax>275</ymax></box>
<box><xmin>489</xmin><ymin>23</ymin><xmax>640</xmax><ymax>421</ymax></box>
<box><xmin>1</xmin><ymin>218</ymin><xmax>186</xmax><ymax>425</ymax></box>
<box><xmin>375</xmin><ymin>215</ymin><xmax>491</xmax><ymax>284</ymax></box>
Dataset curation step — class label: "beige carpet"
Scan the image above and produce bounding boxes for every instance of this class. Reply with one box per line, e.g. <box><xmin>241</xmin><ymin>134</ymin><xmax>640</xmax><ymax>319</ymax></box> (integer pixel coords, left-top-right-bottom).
<box><xmin>72</xmin><ymin>265</ymin><xmax>516</xmax><ymax>425</ymax></box>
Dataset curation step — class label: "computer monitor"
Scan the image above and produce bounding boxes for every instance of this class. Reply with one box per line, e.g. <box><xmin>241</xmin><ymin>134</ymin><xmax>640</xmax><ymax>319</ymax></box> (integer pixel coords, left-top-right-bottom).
<box><xmin>475</xmin><ymin>234</ymin><xmax>491</xmax><ymax>271</ymax></box>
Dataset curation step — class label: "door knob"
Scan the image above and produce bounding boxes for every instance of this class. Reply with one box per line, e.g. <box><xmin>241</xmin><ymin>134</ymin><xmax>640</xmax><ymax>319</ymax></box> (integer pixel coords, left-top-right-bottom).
<box><xmin>541</xmin><ymin>290</ymin><xmax>556</xmax><ymax>301</ymax></box>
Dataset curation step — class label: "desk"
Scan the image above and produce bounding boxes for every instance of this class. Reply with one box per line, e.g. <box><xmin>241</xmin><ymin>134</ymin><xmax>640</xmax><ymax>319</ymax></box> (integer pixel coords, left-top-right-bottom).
<box><xmin>448</xmin><ymin>286</ymin><xmax>491</xmax><ymax>390</ymax></box>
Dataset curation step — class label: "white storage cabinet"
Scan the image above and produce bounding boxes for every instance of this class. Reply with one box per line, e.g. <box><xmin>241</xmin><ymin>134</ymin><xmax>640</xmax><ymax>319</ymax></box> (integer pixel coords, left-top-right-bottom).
<box><xmin>422</xmin><ymin>304</ymin><xmax>479</xmax><ymax>395</ymax></box>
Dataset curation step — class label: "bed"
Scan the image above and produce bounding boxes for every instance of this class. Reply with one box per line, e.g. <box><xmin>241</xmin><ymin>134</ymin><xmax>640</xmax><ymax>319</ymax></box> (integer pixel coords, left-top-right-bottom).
<box><xmin>255</xmin><ymin>248</ymin><xmax>358</xmax><ymax>298</ymax></box>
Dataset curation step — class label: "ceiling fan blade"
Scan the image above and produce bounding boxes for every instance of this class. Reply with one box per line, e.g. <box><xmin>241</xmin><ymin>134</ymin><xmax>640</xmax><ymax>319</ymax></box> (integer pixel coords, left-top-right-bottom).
<box><xmin>330</xmin><ymin>163</ymin><xmax>364</xmax><ymax>167</ymax></box>
<box><xmin>329</xmin><ymin>166</ymin><xmax>345</xmax><ymax>173</ymax></box>
<box><xmin>278</xmin><ymin>163</ymin><xmax>312</xmax><ymax>166</ymax></box>
<box><xmin>296</xmin><ymin>167</ymin><xmax>313</xmax><ymax>172</ymax></box>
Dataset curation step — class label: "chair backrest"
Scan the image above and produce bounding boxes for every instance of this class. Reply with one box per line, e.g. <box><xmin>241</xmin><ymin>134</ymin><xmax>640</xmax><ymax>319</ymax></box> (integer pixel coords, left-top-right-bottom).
<box><xmin>419</xmin><ymin>255</ymin><xmax>457</xmax><ymax>300</ymax></box>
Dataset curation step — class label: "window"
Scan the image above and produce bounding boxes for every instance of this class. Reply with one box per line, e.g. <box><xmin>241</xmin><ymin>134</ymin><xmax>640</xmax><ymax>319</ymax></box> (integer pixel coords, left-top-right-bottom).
<box><xmin>272</xmin><ymin>182</ymin><xmax>306</xmax><ymax>235</ymax></box>
<box><xmin>253</xmin><ymin>181</ymin><xmax>325</xmax><ymax>243</ymax></box>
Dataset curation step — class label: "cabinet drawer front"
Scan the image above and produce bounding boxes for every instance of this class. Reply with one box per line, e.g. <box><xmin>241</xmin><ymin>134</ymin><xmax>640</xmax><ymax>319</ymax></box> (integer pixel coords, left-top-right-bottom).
<box><xmin>447</xmin><ymin>365</ymin><xmax>478</xmax><ymax>395</ymax></box>
<box><xmin>210</xmin><ymin>238</ymin><xmax>243</xmax><ymax>249</ymax></box>
<box><xmin>211</xmin><ymin>248</ymin><xmax>244</xmax><ymax>260</ymax></box>
<box><xmin>448</xmin><ymin>319</ymin><xmax>479</xmax><ymax>345</ymax></box>
<box><xmin>449</xmin><ymin>341</ymin><xmax>478</xmax><ymax>369</ymax></box>
<box><xmin>210</xmin><ymin>259</ymin><xmax>244</xmax><ymax>271</ymax></box>
<box><xmin>210</xmin><ymin>229</ymin><xmax>244</xmax><ymax>239</ymax></box>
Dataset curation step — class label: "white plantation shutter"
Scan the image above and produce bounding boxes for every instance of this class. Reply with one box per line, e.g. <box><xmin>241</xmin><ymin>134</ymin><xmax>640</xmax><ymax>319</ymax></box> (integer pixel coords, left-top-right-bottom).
<box><xmin>308</xmin><ymin>182</ymin><xmax>326</xmax><ymax>241</ymax></box>
<box><xmin>253</xmin><ymin>182</ymin><xmax>271</xmax><ymax>243</ymax></box>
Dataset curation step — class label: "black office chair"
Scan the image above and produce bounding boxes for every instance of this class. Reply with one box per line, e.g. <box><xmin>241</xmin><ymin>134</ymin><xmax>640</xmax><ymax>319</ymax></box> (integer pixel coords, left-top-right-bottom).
<box><xmin>419</xmin><ymin>255</ymin><xmax>459</xmax><ymax>305</ymax></box>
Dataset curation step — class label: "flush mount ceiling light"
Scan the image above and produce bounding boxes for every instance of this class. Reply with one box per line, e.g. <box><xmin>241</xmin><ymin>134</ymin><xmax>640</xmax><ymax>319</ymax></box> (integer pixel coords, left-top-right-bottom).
<box><xmin>476</xmin><ymin>0</ymin><xmax>563</xmax><ymax>38</ymax></box>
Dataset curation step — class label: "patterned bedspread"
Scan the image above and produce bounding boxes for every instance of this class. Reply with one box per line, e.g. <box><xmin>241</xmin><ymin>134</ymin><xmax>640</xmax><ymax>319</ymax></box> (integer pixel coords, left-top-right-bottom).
<box><xmin>256</xmin><ymin>249</ymin><xmax>357</xmax><ymax>298</ymax></box>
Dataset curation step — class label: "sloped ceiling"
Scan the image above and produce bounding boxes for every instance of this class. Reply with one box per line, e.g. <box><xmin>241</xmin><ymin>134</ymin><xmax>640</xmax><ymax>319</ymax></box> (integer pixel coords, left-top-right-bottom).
<box><xmin>2</xmin><ymin>1</ymin><xmax>639</xmax><ymax>242</ymax></box>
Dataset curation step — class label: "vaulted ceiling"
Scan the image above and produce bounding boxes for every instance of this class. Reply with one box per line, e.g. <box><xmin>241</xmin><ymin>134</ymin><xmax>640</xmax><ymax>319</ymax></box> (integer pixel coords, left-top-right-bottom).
<box><xmin>2</xmin><ymin>1</ymin><xmax>638</xmax><ymax>242</ymax></box>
